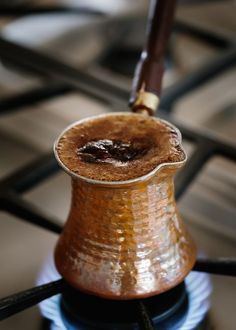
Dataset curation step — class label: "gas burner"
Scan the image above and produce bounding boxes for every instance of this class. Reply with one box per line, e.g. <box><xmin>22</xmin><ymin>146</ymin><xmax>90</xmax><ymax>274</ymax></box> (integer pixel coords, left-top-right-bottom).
<box><xmin>61</xmin><ymin>282</ymin><xmax>188</xmax><ymax>330</ymax></box>
<box><xmin>37</xmin><ymin>255</ymin><xmax>211</xmax><ymax>330</ymax></box>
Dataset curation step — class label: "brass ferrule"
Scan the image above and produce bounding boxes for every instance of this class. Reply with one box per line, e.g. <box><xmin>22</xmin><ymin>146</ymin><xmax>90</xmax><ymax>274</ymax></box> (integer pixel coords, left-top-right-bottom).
<box><xmin>132</xmin><ymin>90</ymin><xmax>159</xmax><ymax>116</ymax></box>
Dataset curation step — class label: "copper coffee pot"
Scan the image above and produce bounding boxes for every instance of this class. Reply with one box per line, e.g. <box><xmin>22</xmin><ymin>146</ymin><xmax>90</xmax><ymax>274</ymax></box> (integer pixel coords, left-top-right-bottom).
<box><xmin>54</xmin><ymin>0</ymin><xmax>197</xmax><ymax>299</ymax></box>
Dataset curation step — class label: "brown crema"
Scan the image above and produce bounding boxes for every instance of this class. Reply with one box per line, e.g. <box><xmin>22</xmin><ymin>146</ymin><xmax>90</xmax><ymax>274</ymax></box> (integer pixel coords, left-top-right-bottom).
<box><xmin>56</xmin><ymin>113</ymin><xmax>185</xmax><ymax>181</ymax></box>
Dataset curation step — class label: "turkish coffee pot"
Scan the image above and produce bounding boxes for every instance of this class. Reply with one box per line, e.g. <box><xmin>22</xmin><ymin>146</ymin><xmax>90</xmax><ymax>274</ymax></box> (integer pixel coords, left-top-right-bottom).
<box><xmin>54</xmin><ymin>0</ymin><xmax>197</xmax><ymax>299</ymax></box>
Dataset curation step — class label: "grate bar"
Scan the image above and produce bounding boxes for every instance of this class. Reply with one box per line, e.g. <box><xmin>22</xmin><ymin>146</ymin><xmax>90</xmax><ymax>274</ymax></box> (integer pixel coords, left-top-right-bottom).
<box><xmin>1</xmin><ymin>193</ymin><xmax>62</xmax><ymax>234</ymax></box>
<box><xmin>176</xmin><ymin>123</ymin><xmax>236</xmax><ymax>162</ymax></box>
<box><xmin>0</xmin><ymin>153</ymin><xmax>58</xmax><ymax>194</ymax></box>
<box><xmin>137</xmin><ymin>301</ymin><xmax>155</xmax><ymax>330</ymax></box>
<box><xmin>0</xmin><ymin>6</ymin><xmax>104</xmax><ymax>16</ymax></box>
<box><xmin>0</xmin><ymin>38</ymin><xmax>128</xmax><ymax>107</ymax></box>
<box><xmin>0</xmin><ymin>26</ymin><xmax>235</xmax><ymax>117</ymax></box>
<box><xmin>159</xmin><ymin>114</ymin><xmax>236</xmax><ymax>161</ymax></box>
<box><xmin>174</xmin><ymin>20</ymin><xmax>232</xmax><ymax>48</ymax></box>
<box><xmin>0</xmin><ymin>82</ymin><xmax>72</xmax><ymax>115</ymax></box>
<box><xmin>160</xmin><ymin>47</ymin><xmax>236</xmax><ymax>111</ymax></box>
<box><xmin>0</xmin><ymin>279</ymin><xmax>66</xmax><ymax>321</ymax></box>
<box><xmin>175</xmin><ymin>143</ymin><xmax>214</xmax><ymax>199</ymax></box>
<box><xmin>194</xmin><ymin>258</ymin><xmax>236</xmax><ymax>276</ymax></box>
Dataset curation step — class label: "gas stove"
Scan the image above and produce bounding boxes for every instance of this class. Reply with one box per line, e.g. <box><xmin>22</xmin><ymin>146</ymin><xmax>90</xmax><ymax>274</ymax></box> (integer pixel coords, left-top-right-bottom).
<box><xmin>0</xmin><ymin>1</ymin><xmax>235</xmax><ymax>330</ymax></box>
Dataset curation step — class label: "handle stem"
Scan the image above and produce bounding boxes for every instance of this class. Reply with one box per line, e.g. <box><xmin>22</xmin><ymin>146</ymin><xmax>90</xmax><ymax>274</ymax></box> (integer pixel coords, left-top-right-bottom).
<box><xmin>130</xmin><ymin>0</ymin><xmax>177</xmax><ymax>115</ymax></box>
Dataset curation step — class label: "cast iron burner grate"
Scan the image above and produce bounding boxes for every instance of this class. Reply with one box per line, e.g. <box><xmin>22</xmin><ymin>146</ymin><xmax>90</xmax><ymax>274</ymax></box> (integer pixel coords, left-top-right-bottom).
<box><xmin>0</xmin><ymin>2</ymin><xmax>236</xmax><ymax>330</ymax></box>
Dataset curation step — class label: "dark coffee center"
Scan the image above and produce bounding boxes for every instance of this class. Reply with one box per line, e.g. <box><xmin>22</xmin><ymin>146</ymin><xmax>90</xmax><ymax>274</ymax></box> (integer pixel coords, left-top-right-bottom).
<box><xmin>77</xmin><ymin>139</ymin><xmax>150</xmax><ymax>164</ymax></box>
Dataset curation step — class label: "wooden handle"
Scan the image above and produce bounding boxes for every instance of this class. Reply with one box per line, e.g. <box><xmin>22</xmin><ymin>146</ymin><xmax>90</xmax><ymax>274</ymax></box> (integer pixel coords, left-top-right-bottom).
<box><xmin>130</xmin><ymin>0</ymin><xmax>177</xmax><ymax>114</ymax></box>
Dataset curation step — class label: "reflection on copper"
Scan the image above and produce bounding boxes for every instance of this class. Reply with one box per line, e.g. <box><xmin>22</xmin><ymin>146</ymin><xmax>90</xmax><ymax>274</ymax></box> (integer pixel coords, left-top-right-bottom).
<box><xmin>54</xmin><ymin>115</ymin><xmax>196</xmax><ymax>300</ymax></box>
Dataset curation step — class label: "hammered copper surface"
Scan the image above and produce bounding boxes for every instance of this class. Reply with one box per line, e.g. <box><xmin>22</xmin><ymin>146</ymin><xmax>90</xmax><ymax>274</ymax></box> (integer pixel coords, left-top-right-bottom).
<box><xmin>55</xmin><ymin>166</ymin><xmax>196</xmax><ymax>299</ymax></box>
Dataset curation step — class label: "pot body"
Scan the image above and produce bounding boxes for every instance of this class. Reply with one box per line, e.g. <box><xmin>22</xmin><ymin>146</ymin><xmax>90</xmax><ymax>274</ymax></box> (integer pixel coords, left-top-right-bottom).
<box><xmin>55</xmin><ymin>166</ymin><xmax>196</xmax><ymax>299</ymax></box>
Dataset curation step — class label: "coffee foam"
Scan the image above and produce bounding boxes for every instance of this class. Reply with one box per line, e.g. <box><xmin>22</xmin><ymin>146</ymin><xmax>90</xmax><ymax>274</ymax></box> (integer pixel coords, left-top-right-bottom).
<box><xmin>56</xmin><ymin>113</ymin><xmax>185</xmax><ymax>181</ymax></box>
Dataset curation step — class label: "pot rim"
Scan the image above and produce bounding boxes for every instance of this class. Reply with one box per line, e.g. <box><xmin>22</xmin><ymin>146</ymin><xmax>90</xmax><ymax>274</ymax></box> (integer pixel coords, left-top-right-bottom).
<box><xmin>53</xmin><ymin>112</ymin><xmax>187</xmax><ymax>187</ymax></box>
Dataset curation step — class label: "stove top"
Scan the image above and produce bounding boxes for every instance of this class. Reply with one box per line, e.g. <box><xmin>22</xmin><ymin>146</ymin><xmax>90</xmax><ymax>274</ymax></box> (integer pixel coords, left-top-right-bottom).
<box><xmin>0</xmin><ymin>1</ymin><xmax>235</xmax><ymax>330</ymax></box>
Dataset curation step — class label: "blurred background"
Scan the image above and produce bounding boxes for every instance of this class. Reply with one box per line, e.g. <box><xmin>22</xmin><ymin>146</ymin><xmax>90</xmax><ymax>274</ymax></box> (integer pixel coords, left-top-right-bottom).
<box><xmin>0</xmin><ymin>0</ymin><xmax>235</xmax><ymax>329</ymax></box>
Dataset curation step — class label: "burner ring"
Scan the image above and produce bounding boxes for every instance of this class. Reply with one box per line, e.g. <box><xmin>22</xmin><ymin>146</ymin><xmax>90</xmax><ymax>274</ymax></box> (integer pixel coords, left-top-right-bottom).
<box><xmin>60</xmin><ymin>282</ymin><xmax>188</xmax><ymax>329</ymax></box>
